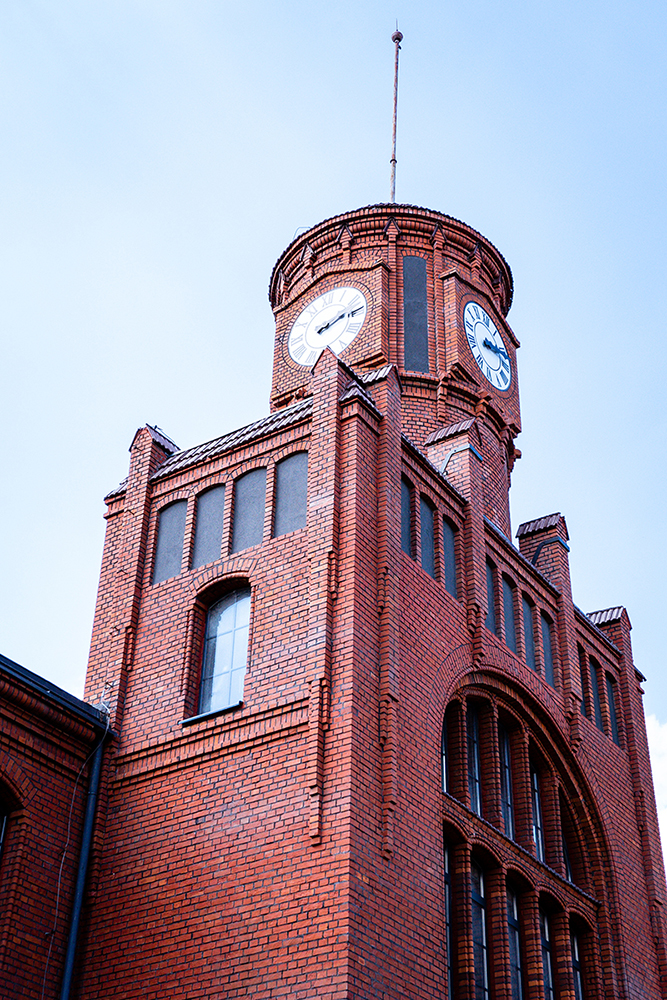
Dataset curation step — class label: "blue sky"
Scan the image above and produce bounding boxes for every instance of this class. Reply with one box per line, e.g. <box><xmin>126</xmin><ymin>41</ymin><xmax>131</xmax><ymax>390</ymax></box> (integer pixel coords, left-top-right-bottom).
<box><xmin>1</xmin><ymin>0</ymin><xmax>665</xmax><ymax>843</ymax></box>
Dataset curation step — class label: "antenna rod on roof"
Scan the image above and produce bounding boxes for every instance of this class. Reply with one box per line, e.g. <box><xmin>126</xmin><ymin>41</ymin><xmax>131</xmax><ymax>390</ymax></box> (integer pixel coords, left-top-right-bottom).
<box><xmin>389</xmin><ymin>26</ymin><xmax>403</xmax><ymax>203</ymax></box>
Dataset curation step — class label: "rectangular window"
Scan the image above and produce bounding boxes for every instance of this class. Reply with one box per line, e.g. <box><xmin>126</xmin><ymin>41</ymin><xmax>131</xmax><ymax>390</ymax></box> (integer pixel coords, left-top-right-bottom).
<box><xmin>606</xmin><ymin>674</ymin><xmax>620</xmax><ymax>745</ymax></box>
<box><xmin>402</xmin><ymin>255</ymin><xmax>429</xmax><ymax>372</ymax></box>
<box><xmin>274</xmin><ymin>451</ymin><xmax>308</xmax><ymax>536</ymax></box>
<box><xmin>444</xmin><ymin>843</ymin><xmax>454</xmax><ymax>1000</ymax></box>
<box><xmin>485</xmin><ymin>561</ymin><xmax>497</xmax><ymax>634</ymax></box>
<box><xmin>531</xmin><ymin>766</ymin><xmax>546</xmax><ymax>862</ymax></box>
<box><xmin>507</xmin><ymin>888</ymin><xmax>524</xmax><ymax>1000</ymax></box>
<box><xmin>420</xmin><ymin>496</ymin><xmax>436</xmax><ymax>578</ymax></box>
<box><xmin>231</xmin><ymin>468</ymin><xmax>266</xmax><ymax>553</ymax></box>
<box><xmin>503</xmin><ymin>577</ymin><xmax>517</xmax><ymax>653</ymax></box>
<box><xmin>578</xmin><ymin>645</ymin><xmax>589</xmax><ymax>717</ymax></box>
<box><xmin>540</xmin><ymin>910</ymin><xmax>555</xmax><ymax>1000</ymax></box>
<box><xmin>191</xmin><ymin>485</ymin><xmax>225</xmax><ymax>569</ymax></box>
<box><xmin>571</xmin><ymin>933</ymin><xmax>584</xmax><ymax>1000</ymax></box>
<box><xmin>467</xmin><ymin>706</ymin><xmax>482</xmax><ymax>816</ymax></box>
<box><xmin>152</xmin><ymin>500</ymin><xmax>187</xmax><ymax>584</ymax></box>
<box><xmin>523</xmin><ymin>597</ymin><xmax>537</xmax><ymax>671</ymax></box>
<box><xmin>541</xmin><ymin>614</ymin><xmax>555</xmax><ymax>686</ymax></box>
<box><xmin>442</xmin><ymin>518</ymin><xmax>458</xmax><ymax>598</ymax></box>
<box><xmin>401</xmin><ymin>477</ymin><xmax>413</xmax><ymax>557</ymax></box>
<box><xmin>589</xmin><ymin>657</ymin><xmax>604</xmax><ymax>731</ymax></box>
<box><xmin>499</xmin><ymin>724</ymin><xmax>514</xmax><ymax>839</ymax></box>
<box><xmin>471</xmin><ymin>864</ymin><xmax>490</xmax><ymax>1000</ymax></box>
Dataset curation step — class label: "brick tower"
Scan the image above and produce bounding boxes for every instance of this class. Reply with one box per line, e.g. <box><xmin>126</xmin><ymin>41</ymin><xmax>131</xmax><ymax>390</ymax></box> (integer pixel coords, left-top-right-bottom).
<box><xmin>79</xmin><ymin>204</ymin><xmax>666</xmax><ymax>999</ymax></box>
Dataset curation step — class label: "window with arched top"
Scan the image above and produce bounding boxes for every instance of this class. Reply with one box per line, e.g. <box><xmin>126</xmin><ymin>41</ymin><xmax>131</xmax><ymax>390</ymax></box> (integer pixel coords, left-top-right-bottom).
<box><xmin>199</xmin><ymin>587</ymin><xmax>251</xmax><ymax>715</ymax></box>
<box><xmin>153</xmin><ymin>500</ymin><xmax>187</xmax><ymax>584</ymax></box>
<box><xmin>273</xmin><ymin>452</ymin><xmax>308</xmax><ymax>537</ymax></box>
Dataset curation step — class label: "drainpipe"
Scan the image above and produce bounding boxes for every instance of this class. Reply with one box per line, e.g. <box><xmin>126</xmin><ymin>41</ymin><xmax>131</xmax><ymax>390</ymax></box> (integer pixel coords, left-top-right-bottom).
<box><xmin>59</xmin><ymin>735</ymin><xmax>105</xmax><ymax>1000</ymax></box>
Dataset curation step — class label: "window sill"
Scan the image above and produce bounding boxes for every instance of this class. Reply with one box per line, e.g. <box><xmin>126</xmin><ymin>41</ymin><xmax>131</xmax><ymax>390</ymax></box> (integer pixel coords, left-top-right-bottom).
<box><xmin>180</xmin><ymin>701</ymin><xmax>243</xmax><ymax>727</ymax></box>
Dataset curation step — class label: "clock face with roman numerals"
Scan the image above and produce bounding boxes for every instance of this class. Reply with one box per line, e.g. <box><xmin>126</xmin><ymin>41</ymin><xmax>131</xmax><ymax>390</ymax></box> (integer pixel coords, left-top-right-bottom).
<box><xmin>288</xmin><ymin>287</ymin><xmax>368</xmax><ymax>367</ymax></box>
<box><xmin>463</xmin><ymin>301</ymin><xmax>512</xmax><ymax>391</ymax></box>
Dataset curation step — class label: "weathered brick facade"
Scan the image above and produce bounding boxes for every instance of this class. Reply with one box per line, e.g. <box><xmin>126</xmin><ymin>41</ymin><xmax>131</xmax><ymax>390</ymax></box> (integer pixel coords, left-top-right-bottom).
<box><xmin>47</xmin><ymin>203</ymin><xmax>667</xmax><ymax>997</ymax></box>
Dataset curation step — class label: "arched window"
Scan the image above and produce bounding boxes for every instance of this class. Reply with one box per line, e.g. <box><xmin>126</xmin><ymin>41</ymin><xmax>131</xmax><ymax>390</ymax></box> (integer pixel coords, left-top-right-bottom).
<box><xmin>523</xmin><ymin>595</ymin><xmax>537</xmax><ymax>671</ymax></box>
<box><xmin>232</xmin><ymin>469</ymin><xmax>267</xmax><ymax>553</ymax></box>
<box><xmin>199</xmin><ymin>587</ymin><xmax>251</xmax><ymax>714</ymax></box>
<box><xmin>401</xmin><ymin>477</ymin><xmax>414</xmax><ymax>557</ymax></box>
<box><xmin>541</xmin><ymin>613</ymin><xmax>555</xmax><ymax>687</ymax></box>
<box><xmin>503</xmin><ymin>575</ymin><xmax>517</xmax><ymax>653</ymax></box>
<box><xmin>485</xmin><ymin>560</ymin><xmax>497</xmax><ymax>634</ymax></box>
<box><xmin>507</xmin><ymin>886</ymin><xmax>524</xmax><ymax>1000</ymax></box>
<box><xmin>471</xmin><ymin>861</ymin><xmax>490</xmax><ymax>999</ymax></box>
<box><xmin>152</xmin><ymin>500</ymin><xmax>187</xmax><ymax>584</ymax></box>
<box><xmin>273</xmin><ymin>452</ymin><xmax>308</xmax><ymax>537</ymax></box>
<box><xmin>191</xmin><ymin>485</ymin><xmax>225</xmax><ymax>569</ymax></box>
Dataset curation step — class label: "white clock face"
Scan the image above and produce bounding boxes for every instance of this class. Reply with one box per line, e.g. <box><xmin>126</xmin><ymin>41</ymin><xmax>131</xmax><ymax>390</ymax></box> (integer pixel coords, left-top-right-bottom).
<box><xmin>288</xmin><ymin>287</ymin><xmax>368</xmax><ymax>367</ymax></box>
<box><xmin>463</xmin><ymin>301</ymin><xmax>512</xmax><ymax>391</ymax></box>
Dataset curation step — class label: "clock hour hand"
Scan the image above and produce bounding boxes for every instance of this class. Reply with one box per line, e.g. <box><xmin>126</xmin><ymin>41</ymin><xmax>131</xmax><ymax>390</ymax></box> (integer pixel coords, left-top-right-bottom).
<box><xmin>483</xmin><ymin>337</ymin><xmax>508</xmax><ymax>359</ymax></box>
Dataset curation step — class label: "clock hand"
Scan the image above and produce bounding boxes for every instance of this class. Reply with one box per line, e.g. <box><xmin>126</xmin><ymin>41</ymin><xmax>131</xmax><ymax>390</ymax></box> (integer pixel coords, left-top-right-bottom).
<box><xmin>483</xmin><ymin>337</ymin><xmax>508</xmax><ymax>359</ymax></box>
<box><xmin>316</xmin><ymin>310</ymin><xmax>346</xmax><ymax>336</ymax></box>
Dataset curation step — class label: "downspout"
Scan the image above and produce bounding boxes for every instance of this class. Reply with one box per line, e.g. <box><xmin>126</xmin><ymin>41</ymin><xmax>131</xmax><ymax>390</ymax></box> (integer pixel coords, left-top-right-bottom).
<box><xmin>59</xmin><ymin>734</ymin><xmax>105</xmax><ymax>1000</ymax></box>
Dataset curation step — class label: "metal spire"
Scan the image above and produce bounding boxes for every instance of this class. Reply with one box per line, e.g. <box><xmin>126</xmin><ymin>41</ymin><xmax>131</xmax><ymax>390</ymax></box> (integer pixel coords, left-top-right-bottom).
<box><xmin>390</xmin><ymin>26</ymin><xmax>403</xmax><ymax>203</ymax></box>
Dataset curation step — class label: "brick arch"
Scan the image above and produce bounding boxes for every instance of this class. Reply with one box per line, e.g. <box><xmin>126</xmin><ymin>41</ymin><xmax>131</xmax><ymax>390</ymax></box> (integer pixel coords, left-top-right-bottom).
<box><xmin>0</xmin><ymin>748</ymin><xmax>35</xmax><ymax>809</ymax></box>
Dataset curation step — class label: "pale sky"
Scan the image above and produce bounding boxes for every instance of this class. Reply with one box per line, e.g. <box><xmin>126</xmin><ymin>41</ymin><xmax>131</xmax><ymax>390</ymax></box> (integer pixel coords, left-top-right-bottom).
<box><xmin>1</xmin><ymin>1</ymin><xmax>665</xmax><ymax>841</ymax></box>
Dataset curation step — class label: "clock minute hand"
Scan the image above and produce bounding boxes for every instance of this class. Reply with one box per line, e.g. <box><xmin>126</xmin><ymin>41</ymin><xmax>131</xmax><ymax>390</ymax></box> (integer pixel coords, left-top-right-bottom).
<box><xmin>316</xmin><ymin>310</ymin><xmax>346</xmax><ymax>336</ymax></box>
<box><xmin>483</xmin><ymin>337</ymin><xmax>508</xmax><ymax>359</ymax></box>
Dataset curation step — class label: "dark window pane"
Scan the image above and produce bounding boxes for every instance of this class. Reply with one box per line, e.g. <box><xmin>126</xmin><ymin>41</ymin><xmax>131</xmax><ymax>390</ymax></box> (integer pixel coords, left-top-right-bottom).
<box><xmin>403</xmin><ymin>255</ymin><xmax>429</xmax><ymax>372</ymax></box>
<box><xmin>152</xmin><ymin>500</ymin><xmax>187</xmax><ymax>584</ymax></box>
<box><xmin>442</xmin><ymin>518</ymin><xmax>458</xmax><ymax>598</ymax></box>
<box><xmin>274</xmin><ymin>452</ymin><xmax>308</xmax><ymax>537</ymax></box>
<box><xmin>191</xmin><ymin>486</ymin><xmax>225</xmax><ymax>569</ymax></box>
<box><xmin>499</xmin><ymin>724</ymin><xmax>514</xmax><ymax>839</ymax></box>
<box><xmin>231</xmin><ymin>468</ymin><xmax>266</xmax><ymax>553</ymax></box>
<box><xmin>420</xmin><ymin>496</ymin><xmax>435</xmax><ymax>578</ymax></box>
<box><xmin>507</xmin><ymin>888</ymin><xmax>523</xmax><ymax>1000</ymax></box>
<box><xmin>523</xmin><ymin>597</ymin><xmax>537</xmax><ymax>671</ymax></box>
<box><xmin>503</xmin><ymin>577</ymin><xmax>517</xmax><ymax>653</ymax></box>
<box><xmin>442</xmin><ymin>716</ymin><xmax>449</xmax><ymax>794</ymax></box>
<box><xmin>444</xmin><ymin>843</ymin><xmax>454</xmax><ymax>1000</ymax></box>
<box><xmin>467</xmin><ymin>707</ymin><xmax>482</xmax><ymax>816</ymax></box>
<box><xmin>541</xmin><ymin>614</ymin><xmax>554</xmax><ymax>686</ymax></box>
<box><xmin>531</xmin><ymin>767</ymin><xmax>545</xmax><ymax>862</ymax></box>
<box><xmin>540</xmin><ymin>910</ymin><xmax>555</xmax><ymax>1000</ymax></box>
<box><xmin>401</xmin><ymin>477</ymin><xmax>413</xmax><ymax>557</ymax></box>
<box><xmin>199</xmin><ymin>588</ymin><xmax>251</xmax><ymax>714</ymax></box>
<box><xmin>606</xmin><ymin>674</ymin><xmax>620</xmax><ymax>745</ymax></box>
<box><xmin>590</xmin><ymin>658</ymin><xmax>604</xmax><ymax>731</ymax></box>
<box><xmin>0</xmin><ymin>808</ymin><xmax>7</xmax><ymax>863</ymax></box>
<box><xmin>485</xmin><ymin>561</ymin><xmax>496</xmax><ymax>634</ymax></box>
<box><xmin>578</xmin><ymin>646</ymin><xmax>589</xmax><ymax>717</ymax></box>
<box><xmin>471</xmin><ymin>864</ymin><xmax>490</xmax><ymax>1000</ymax></box>
<box><xmin>571</xmin><ymin>933</ymin><xmax>584</xmax><ymax>1000</ymax></box>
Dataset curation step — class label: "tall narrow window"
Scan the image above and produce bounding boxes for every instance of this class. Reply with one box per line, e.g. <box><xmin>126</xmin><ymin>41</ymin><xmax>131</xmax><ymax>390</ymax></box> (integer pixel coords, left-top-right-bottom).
<box><xmin>152</xmin><ymin>500</ymin><xmax>187</xmax><ymax>584</ymax></box>
<box><xmin>471</xmin><ymin>863</ymin><xmax>490</xmax><ymax>1000</ymax></box>
<box><xmin>499</xmin><ymin>724</ymin><xmax>514</xmax><ymax>839</ymax></box>
<box><xmin>231</xmin><ymin>468</ymin><xmax>266</xmax><ymax>553</ymax></box>
<box><xmin>420</xmin><ymin>496</ymin><xmax>436</xmax><ymax>578</ymax></box>
<box><xmin>571</xmin><ymin>932</ymin><xmax>584</xmax><ymax>1000</ymax></box>
<box><xmin>441</xmin><ymin>716</ymin><xmax>449</xmax><ymax>794</ymax></box>
<box><xmin>401</xmin><ymin>477</ymin><xmax>414</xmax><ymax>557</ymax></box>
<box><xmin>199</xmin><ymin>587</ymin><xmax>251</xmax><ymax>714</ymax></box>
<box><xmin>540</xmin><ymin>910</ymin><xmax>555</xmax><ymax>1000</ymax></box>
<box><xmin>442</xmin><ymin>518</ymin><xmax>458</xmax><ymax>598</ymax></box>
<box><xmin>485</xmin><ymin>560</ymin><xmax>497</xmax><ymax>634</ymax></box>
<box><xmin>589</xmin><ymin>657</ymin><xmax>604</xmax><ymax>731</ymax></box>
<box><xmin>523</xmin><ymin>596</ymin><xmax>536</xmax><ymax>671</ymax></box>
<box><xmin>402</xmin><ymin>255</ymin><xmax>429</xmax><ymax>372</ymax></box>
<box><xmin>606</xmin><ymin>674</ymin><xmax>620</xmax><ymax>745</ymax></box>
<box><xmin>507</xmin><ymin>887</ymin><xmax>524</xmax><ymax>1000</ymax></box>
<box><xmin>531</xmin><ymin>766</ymin><xmax>546</xmax><ymax>862</ymax></box>
<box><xmin>0</xmin><ymin>805</ymin><xmax>8</xmax><ymax>863</ymax></box>
<box><xmin>578</xmin><ymin>645</ymin><xmax>589</xmax><ymax>717</ymax></box>
<box><xmin>503</xmin><ymin>577</ymin><xmax>517</xmax><ymax>653</ymax></box>
<box><xmin>191</xmin><ymin>485</ymin><xmax>225</xmax><ymax>569</ymax></box>
<box><xmin>444</xmin><ymin>842</ymin><xmax>454</xmax><ymax>1000</ymax></box>
<box><xmin>274</xmin><ymin>451</ymin><xmax>308</xmax><ymax>537</ymax></box>
<box><xmin>467</xmin><ymin>706</ymin><xmax>482</xmax><ymax>816</ymax></box>
<box><xmin>541</xmin><ymin>614</ymin><xmax>555</xmax><ymax>686</ymax></box>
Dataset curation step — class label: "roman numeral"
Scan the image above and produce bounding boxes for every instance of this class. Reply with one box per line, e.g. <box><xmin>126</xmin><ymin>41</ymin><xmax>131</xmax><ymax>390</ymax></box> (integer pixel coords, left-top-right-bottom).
<box><xmin>482</xmin><ymin>312</ymin><xmax>490</xmax><ymax>327</ymax></box>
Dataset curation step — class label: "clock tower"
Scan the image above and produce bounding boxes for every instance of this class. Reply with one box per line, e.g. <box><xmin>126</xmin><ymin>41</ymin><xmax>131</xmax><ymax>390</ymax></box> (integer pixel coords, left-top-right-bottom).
<box><xmin>269</xmin><ymin>203</ymin><xmax>520</xmax><ymax>536</ymax></box>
